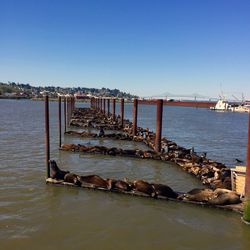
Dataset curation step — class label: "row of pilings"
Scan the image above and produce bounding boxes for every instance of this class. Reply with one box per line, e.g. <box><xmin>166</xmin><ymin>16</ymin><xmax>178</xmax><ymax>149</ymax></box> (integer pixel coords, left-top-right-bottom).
<box><xmin>90</xmin><ymin>97</ymin><xmax>163</xmax><ymax>153</ymax></box>
<box><xmin>44</xmin><ymin>95</ymin><xmax>250</xmax><ymax>223</ymax></box>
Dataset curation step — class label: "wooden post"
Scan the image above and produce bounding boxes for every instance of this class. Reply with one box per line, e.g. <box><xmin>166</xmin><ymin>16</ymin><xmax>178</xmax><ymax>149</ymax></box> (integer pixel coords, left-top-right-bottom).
<box><xmin>66</xmin><ymin>97</ymin><xmax>69</xmax><ymax>125</ymax></box>
<box><xmin>100</xmin><ymin>98</ymin><xmax>103</xmax><ymax>113</ymax></box>
<box><xmin>133</xmin><ymin>99</ymin><xmax>138</xmax><ymax>136</ymax></box>
<box><xmin>155</xmin><ymin>99</ymin><xmax>163</xmax><ymax>152</ymax></box>
<box><xmin>107</xmin><ymin>99</ymin><xmax>110</xmax><ymax>115</ymax></box>
<box><xmin>64</xmin><ymin>97</ymin><xmax>67</xmax><ymax>133</ymax></box>
<box><xmin>243</xmin><ymin>113</ymin><xmax>250</xmax><ymax>223</ymax></box>
<box><xmin>103</xmin><ymin>99</ymin><xmax>106</xmax><ymax>114</ymax></box>
<box><xmin>58</xmin><ymin>96</ymin><xmax>62</xmax><ymax>148</ymax></box>
<box><xmin>121</xmin><ymin>98</ymin><xmax>124</xmax><ymax>127</ymax></box>
<box><xmin>44</xmin><ymin>95</ymin><xmax>50</xmax><ymax>178</ymax></box>
<box><xmin>112</xmin><ymin>98</ymin><xmax>116</xmax><ymax>120</ymax></box>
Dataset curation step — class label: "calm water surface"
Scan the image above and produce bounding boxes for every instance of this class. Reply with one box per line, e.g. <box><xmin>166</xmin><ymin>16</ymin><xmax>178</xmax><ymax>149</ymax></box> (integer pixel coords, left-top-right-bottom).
<box><xmin>0</xmin><ymin>99</ymin><xmax>250</xmax><ymax>250</ymax></box>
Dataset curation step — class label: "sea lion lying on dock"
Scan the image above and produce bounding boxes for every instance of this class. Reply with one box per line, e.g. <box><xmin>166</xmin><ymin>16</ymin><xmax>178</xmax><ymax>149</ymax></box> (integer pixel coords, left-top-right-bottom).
<box><xmin>64</xmin><ymin>173</ymin><xmax>81</xmax><ymax>186</ymax></box>
<box><xmin>208</xmin><ymin>188</ymin><xmax>241</xmax><ymax>205</ymax></box>
<box><xmin>180</xmin><ymin>188</ymin><xmax>214</xmax><ymax>202</ymax></box>
<box><xmin>77</xmin><ymin>175</ymin><xmax>110</xmax><ymax>189</ymax></box>
<box><xmin>50</xmin><ymin>160</ymin><xmax>69</xmax><ymax>180</ymax></box>
<box><xmin>132</xmin><ymin>180</ymin><xmax>156</xmax><ymax>197</ymax></box>
<box><xmin>151</xmin><ymin>183</ymin><xmax>178</xmax><ymax>199</ymax></box>
<box><xmin>107</xmin><ymin>179</ymin><xmax>132</xmax><ymax>192</ymax></box>
<box><xmin>181</xmin><ymin>188</ymin><xmax>241</xmax><ymax>205</ymax></box>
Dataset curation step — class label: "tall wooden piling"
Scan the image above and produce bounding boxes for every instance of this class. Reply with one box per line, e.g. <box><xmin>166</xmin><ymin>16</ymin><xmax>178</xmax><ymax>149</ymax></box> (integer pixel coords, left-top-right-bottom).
<box><xmin>100</xmin><ymin>98</ymin><xmax>103</xmax><ymax>113</ymax></box>
<box><xmin>155</xmin><ymin>99</ymin><xmax>163</xmax><ymax>152</ymax></box>
<box><xmin>107</xmin><ymin>99</ymin><xmax>110</xmax><ymax>115</ymax></box>
<box><xmin>121</xmin><ymin>98</ymin><xmax>124</xmax><ymax>127</ymax></box>
<box><xmin>64</xmin><ymin>97</ymin><xmax>67</xmax><ymax>133</ymax></box>
<box><xmin>103</xmin><ymin>98</ymin><xmax>106</xmax><ymax>114</ymax></box>
<box><xmin>112</xmin><ymin>99</ymin><xmax>116</xmax><ymax>120</ymax></box>
<box><xmin>133</xmin><ymin>99</ymin><xmax>138</xmax><ymax>136</ymax></box>
<box><xmin>243</xmin><ymin>113</ymin><xmax>250</xmax><ymax>223</ymax></box>
<box><xmin>44</xmin><ymin>95</ymin><xmax>50</xmax><ymax>178</ymax></box>
<box><xmin>58</xmin><ymin>96</ymin><xmax>62</xmax><ymax>148</ymax></box>
<box><xmin>67</xmin><ymin>97</ymin><xmax>70</xmax><ymax>125</ymax></box>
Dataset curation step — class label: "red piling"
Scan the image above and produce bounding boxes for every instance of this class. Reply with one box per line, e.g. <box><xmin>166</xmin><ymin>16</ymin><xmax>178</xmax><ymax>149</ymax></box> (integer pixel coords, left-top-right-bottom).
<box><xmin>64</xmin><ymin>97</ymin><xmax>67</xmax><ymax>133</ymax></box>
<box><xmin>58</xmin><ymin>96</ymin><xmax>62</xmax><ymax>148</ymax></box>
<box><xmin>243</xmin><ymin>113</ymin><xmax>250</xmax><ymax>223</ymax></box>
<box><xmin>107</xmin><ymin>99</ymin><xmax>110</xmax><ymax>115</ymax></box>
<box><xmin>100</xmin><ymin>98</ymin><xmax>103</xmax><ymax>113</ymax></box>
<box><xmin>133</xmin><ymin>99</ymin><xmax>138</xmax><ymax>136</ymax></box>
<box><xmin>155</xmin><ymin>99</ymin><xmax>163</xmax><ymax>152</ymax></box>
<box><xmin>44</xmin><ymin>95</ymin><xmax>50</xmax><ymax>178</ymax></box>
<box><xmin>120</xmin><ymin>98</ymin><xmax>124</xmax><ymax>127</ymax></box>
<box><xmin>112</xmin><ymin>99</ymin><xmax>116</xmax><ymax>120</ymax></box>
<box><xmin>104</xmin><ymin>98</ymin><xmax>106</xmax><ymax>114</ymax></box>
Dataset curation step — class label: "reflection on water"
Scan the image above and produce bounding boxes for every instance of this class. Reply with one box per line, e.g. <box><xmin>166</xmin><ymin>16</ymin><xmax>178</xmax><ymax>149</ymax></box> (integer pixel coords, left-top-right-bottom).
<box><xmin>0</xmin><ymin>99</ymin><xmax>250</xmax><ymax>249</ymax></box>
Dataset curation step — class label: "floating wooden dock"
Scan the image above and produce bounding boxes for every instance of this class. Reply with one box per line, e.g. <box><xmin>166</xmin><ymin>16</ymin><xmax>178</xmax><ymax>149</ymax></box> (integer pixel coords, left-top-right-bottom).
<box><xmin>46</xmin><ymin>178</ymin><xmax>243</xmax><ymax>214</ymax></box>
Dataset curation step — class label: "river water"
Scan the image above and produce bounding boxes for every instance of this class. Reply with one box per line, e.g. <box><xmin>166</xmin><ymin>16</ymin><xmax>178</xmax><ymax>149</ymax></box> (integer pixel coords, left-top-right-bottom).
<box><xmin>0</xmin><ymin>99</ymin><xmax>250</xmax><ymax>250</ymax></box>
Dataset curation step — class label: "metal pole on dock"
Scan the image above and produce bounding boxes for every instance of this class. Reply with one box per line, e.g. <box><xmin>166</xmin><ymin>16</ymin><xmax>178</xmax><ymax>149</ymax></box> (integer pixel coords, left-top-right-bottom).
<box><xmin>107</xmin><ymin>99</ymin><xmax>110</xmax><ymax>115</ymax></box>
<box><xmin>155</xmin><ymin>99</ymin><xmax>163</xmax><ymax>152</ymax></box>
<box><xmin>121</xmin><ymin>98</ymin><xmax>124</xmax><ymax>127</ymax></box>
<box><xmin>67</xmin><ymin>97</ymin><xmax>69</xmax><ymax>125</ymax></box>
<box><xmin>97</xmin><ymin>98</ymin><xmax>100</xmax><ymax>111</ymax></box>
<box><xmin>103</xmin><ymin>98</ymin><xmax>106</xmax><ymax>114</ymax></box>
<box><xmin>64</xmin><ymin>97</ymin><xmax>67</xmax><ymax>133</ymax></box>
<box><xmin>243</xmin><ymin>113</ymin><xmax>250</xmax><ymax>223</ymax></box>
<box><xmin>44</xmin><ymin>95</ymin><xmax>50</xmax><ymax>178</ymax></box>
<box><xmin>58</xmin><ymin>96</ymin><xmax>62</xmax><ymax>148</ymax></box>
<box><xmin>112</xmin><ymin>98</ymin><xmax>116</xmax><ymax>120</ymax></box>
<box><xmin>133</xmin><ymin>99</ymin><xmax>138</xmax><ymax>136</ymax></box>
<box><xmin>100</xmin><ymin>98</ymin><xmax>103</xmax><ymax>113</ymax></box>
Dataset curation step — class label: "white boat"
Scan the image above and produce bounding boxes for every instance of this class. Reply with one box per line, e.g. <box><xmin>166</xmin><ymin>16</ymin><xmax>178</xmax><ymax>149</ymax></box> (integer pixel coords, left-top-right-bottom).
<box><xmin>210</xmin><ymin>99</ymin><xmax>230</xmax><ymax>111</ymax></box>
<box><xmin>229</xmin><ymin>104</ymin><xmax>250</xmax><ymax>113</ymax></box>
<box><xmin>210</xmin><ymin>100</ymin><xmax>250</xmax><ymax>112</ymax></box>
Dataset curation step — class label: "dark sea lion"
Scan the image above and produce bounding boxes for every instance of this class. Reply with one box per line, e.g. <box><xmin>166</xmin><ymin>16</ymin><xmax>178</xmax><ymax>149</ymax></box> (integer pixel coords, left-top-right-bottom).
<box><xmin>107</xmin><ymin>179</ymin><xmax>132</xmax><ymax>192</ymax></box>
<box><xmin>78</xmin><ymin>175</ymin><xmax>109</xmax><ymax>189</ymax></box>
<box><xmin>64</xmin><ymin>173</ymin><xmax>81</xmax><ymax>186</ymax></box>
<box><xmin>151</xmin><ymin>183</ymin><xmax>178</xmax><ymax>199</ymax></box>
<box><xmin>122</xmin><ymin>149</ymin><xmax>136</xmax><ymax>156</ymax></box>
<box><xmin>182</xmin><ymin>188</ymin><xmax>214</xmax><ymax>202</ymax></box>
<box><xmin>208</xmin><ymin>188</ymin><xmax>241</xmax><ymax>205</ymax></box>
<box><xmin>50</xmin><ymin>160</ymin><xmax>69</xmax><ymax>180</ymax></box>
<box><xmin>132</xmin><ymin>180</ymin><xmax>156</xmax><ymax>197</ymax></box>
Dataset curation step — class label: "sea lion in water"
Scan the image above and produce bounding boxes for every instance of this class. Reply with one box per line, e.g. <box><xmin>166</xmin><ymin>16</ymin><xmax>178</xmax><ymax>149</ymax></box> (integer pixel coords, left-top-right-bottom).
<box><xmin>208</xmin><ymin>188</ymin><xmax>241</xmax><ymax>205</ymax></box>
<box><xmin>77</xmin><ymin>175</ymin><xmax>110</xmax><ymax>189</ymax></box>
<box><xmin>181</xmin><ymin>188</ymin><xmax>214</xmax><ymax>202</ymax></box>
<box><xmin>151</xmin><ymin>183</ymin><xmax>178</xmax><ymax>199</ymax></box>
<box><xmin>64</xmin><ymin>173</ymin><xmax>81</xmax><ymax>186</ymax></box>
<box><xmin>50</xmin><ymin>160</ymin><xmax>69</xmax><ymax>180</ymax></box>
<box><xmin>107</xmin><ymin>179</ymin><xmax>132</xmax><ymax>192</ymax></box>
<box><xmin>132</xmin><ymin>180</ymin><xmax>156</xmax><ymax>197</ymax></box>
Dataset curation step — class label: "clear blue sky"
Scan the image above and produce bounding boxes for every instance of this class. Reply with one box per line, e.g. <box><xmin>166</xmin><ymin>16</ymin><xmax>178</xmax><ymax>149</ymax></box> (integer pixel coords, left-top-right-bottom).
<box><xmin>1</xmin><ymin>0</ymin><xmax>250</xmax><ymax>98</ymax></box>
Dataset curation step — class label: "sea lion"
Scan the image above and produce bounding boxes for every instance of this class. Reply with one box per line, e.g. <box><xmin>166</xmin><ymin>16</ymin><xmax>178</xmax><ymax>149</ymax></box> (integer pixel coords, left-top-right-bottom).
<box><xmin>50</xmin><ymin>160</ymin><xmax>69</xmax><ymax>180</ymax></box>
<box><xmin>107</xmin><ymin>179</ymin><xmax>132</xmax><ymax>192</ymax></box>
<box><xmin>208</xmin><ymin>188</ymin><xmax>241</xmax><ymax>205</ymax></box>
<box><xmin>151</xmin><ymin>183</ymin><xmax>178</xmax><ymax>199</ymax></box>
<box><xmin>181</xmin><ymin>188</ymin><xmax>214</xmax><ymax>202</ymax></box>
<box><xmin>122</xmin><ymin>149</ymin><xmax>136</xmax><ymax>156</ymax></box>
<box><xmin>78</xmin><ymin>175</ymin><xmax>110</xmax><ymax>189</ymax></box>
<box><xmin>60</xmin><ymin>144</ymin><xmax>78</xmax><ymax>151</ymax></box>
<box><xmin>132</xmin><ymin>180</ymin><xmax>156</xmax><ymax>197</ymax></box>
<box><xmin>64</xmin><ymin>173</ymin><xmax>81</xmax><ymax>186</ymax></box>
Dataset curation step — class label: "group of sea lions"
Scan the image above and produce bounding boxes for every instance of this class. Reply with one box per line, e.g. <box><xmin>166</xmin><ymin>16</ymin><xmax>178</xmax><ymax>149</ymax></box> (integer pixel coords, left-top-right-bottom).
<box><xmin>68</xmin><ymin>108</ymin><xmax>233</xmax><ymax>190</ymax></box>
<box><xmin>50</xmin><ymin>160</ymin><xmax>241</xmax><ymax>206</ymax></box>
<box><xmin>69</xmin><ymin>108</ymin><xmax>130</xmax><ymax>130</ymax></box>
